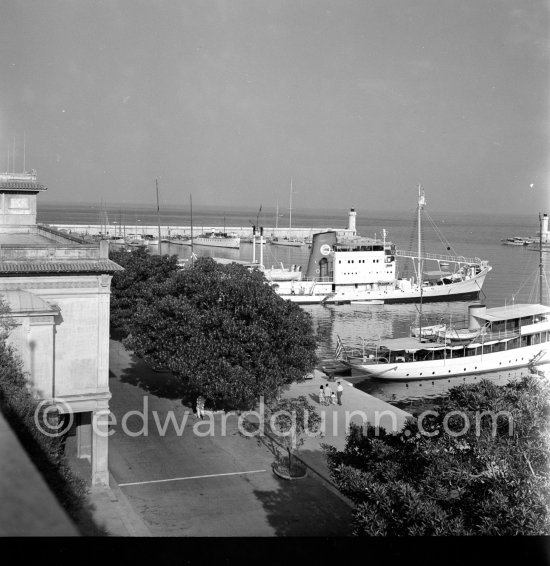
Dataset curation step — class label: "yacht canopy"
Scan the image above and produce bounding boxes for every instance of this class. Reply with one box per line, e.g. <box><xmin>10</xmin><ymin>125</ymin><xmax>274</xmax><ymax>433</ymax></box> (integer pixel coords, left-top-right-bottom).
<box><xmin>478</xmin><ymin>304</ymin><xmax>550</xmax><ymax>322</ymax></box>
<box><xmin>375</xmin><ymin>337</ymin><xmax>446</xmax><ymax>352</ymax></box>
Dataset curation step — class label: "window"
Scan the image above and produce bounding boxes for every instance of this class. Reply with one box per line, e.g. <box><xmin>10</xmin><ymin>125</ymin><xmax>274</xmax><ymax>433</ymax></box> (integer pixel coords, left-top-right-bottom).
<box><xmin>8</xmin><ymin>196</ymin><xmax>30</xmax><ymax>214</ymax></box>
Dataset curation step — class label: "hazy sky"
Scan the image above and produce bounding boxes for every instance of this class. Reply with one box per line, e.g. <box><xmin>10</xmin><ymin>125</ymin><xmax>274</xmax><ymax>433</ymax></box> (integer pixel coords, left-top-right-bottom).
<box><xmin>1</xmin><ymin>0</ymin><xmax>548</xmax><ymax>215</ymax></box>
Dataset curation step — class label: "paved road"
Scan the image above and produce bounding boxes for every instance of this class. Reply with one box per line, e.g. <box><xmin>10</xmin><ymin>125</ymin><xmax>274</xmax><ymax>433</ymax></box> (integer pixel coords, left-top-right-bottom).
<box><xmin>107</xmin><ymin>340</ymin><xmax>353</xmax><ymax>537</ymax></box>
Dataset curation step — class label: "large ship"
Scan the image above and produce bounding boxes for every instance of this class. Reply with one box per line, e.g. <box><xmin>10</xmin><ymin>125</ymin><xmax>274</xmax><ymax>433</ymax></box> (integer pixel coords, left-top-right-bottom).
<box><xmin>342</xmin><ymin>211</ymin><xmax>550</xmax><ymax>380</ymax></box>
<box><xmin>271</xmin><ymin>187</ymin><xmax>491</xmax><ymax>304</ymax></box>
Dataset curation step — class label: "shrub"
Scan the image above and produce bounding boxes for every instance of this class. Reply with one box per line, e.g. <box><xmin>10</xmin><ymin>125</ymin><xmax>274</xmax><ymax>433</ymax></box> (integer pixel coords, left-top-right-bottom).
<box><xmin>325</xmin><ymin>376</ymin><xmax>550</xmax><ymax>536</ymax></box>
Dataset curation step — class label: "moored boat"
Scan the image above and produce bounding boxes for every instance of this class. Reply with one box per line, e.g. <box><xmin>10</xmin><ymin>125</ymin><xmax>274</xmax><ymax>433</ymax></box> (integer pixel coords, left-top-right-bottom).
<box><xmin>269</xmin><ymin>236</ymin><xmax>305</xmax><ymax>247</ymax></box>
<box><xmin>271</xmin><ymin>187</ymin><xmax>491</xmax><ymax>304</ymax></box>
<box><xmin>343</xmin><ymin>211</ymin><xmax>550</xmax><ymax>380</ymax></box>
<box><xmin>501</xmin><ymin>236</ymin><xmax>533</xmax><ymax>246</ymax></box>
<box><xmin>193</xmin><ymin>230</ymin><xmax>240</xmax><ymax>249</ymax></box>
<box><xmin>344</xmin><ymin>302</ymin><xmax>550</xmax><ymax>380</ymax></box>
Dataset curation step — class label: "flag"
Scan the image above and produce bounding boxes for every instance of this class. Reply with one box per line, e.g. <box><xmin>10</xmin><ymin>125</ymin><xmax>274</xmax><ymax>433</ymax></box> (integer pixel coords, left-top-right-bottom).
<box><xmin>335</xmin><ymin>335</ymin><xmax>347</xmax><ymax>360</ymax></box>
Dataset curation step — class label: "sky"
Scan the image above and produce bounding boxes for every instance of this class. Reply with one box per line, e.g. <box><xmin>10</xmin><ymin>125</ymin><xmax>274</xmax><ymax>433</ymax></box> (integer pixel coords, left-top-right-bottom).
<box><xmin>0</xmin><ymin>0</ymin><xmax>549</xmax><ymax>215</ymax></box>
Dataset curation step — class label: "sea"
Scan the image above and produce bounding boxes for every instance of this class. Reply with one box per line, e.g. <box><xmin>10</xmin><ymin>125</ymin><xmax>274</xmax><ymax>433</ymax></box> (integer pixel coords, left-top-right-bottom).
<box><xmin>38</xmin><ymin>202</ymin><xmax>549</xmax><ymax>413</ymax></box>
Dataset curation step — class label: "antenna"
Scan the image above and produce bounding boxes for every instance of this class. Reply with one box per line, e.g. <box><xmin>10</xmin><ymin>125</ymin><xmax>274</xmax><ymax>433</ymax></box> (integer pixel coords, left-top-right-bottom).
<box><xmin>23</xmin><ymin>132</ymin><xmax>26</xmax><ymax>172</ymax></box>
<box><xmin>12</xmin><ymin>136</ymin><xmax>15</xmax><ymax>173</ymax></box>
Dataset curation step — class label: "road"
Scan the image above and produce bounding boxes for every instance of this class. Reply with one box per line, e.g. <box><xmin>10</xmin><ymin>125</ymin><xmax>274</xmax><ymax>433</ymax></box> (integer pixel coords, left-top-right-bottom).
<box><xmin>107</xmin><ymin>340</ymin><xmax>354</xmax><ymax>537</ymax></box>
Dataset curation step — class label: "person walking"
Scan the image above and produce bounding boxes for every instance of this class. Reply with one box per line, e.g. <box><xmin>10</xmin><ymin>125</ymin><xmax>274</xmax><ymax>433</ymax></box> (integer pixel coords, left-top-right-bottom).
<box><xmin>319</xmin><ymin>385</ymin><xmax>326</xmax><ymax>406</ymax></box>
<box><xmin>331</xmin><ymin>391</ymin><xmax>337</xmax><ymax>405</ymax></box>
<box><xmin>324</xmin><ymin>383</ymin><xmax>332</xmax><ymax>406</ymax></box>
<box><xmin>196</xmin><ymin>395</ymin><xmax>205</xmax><ymax>419</ymax></box>
<box><xmin>336</xmin><ymin>382</ymin><xmax>344</xmax><ymax>405</ymax></box>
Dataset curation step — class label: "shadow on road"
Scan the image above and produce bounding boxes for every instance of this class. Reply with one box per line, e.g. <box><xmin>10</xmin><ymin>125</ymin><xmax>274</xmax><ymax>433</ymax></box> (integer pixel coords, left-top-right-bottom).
<box><xmin>118</xmin><ymin>354</ymin><xmax>185</xmax><ymax>401</ymax></box>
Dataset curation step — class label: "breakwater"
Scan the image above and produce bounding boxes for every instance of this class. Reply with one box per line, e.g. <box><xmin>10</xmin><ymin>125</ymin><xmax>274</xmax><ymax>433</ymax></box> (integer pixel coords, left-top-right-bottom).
<box><xmin>43</xmin><ymin>223</ymin><xmax>356</xmax><ymax>240</ymax></box>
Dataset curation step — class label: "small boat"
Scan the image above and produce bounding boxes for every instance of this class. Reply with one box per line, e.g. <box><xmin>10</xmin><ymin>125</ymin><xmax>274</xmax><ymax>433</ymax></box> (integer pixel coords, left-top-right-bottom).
<box><xmin>261</xmin><ymin>263</ymin><xmax>303</xmax><ymax>282</ymax></box>
<box><xmin>125</xmin><ymin>233</ymin><xmax>146</xmax><ymax>246</ymax></box>
<box><xmin>269</xmin><ymin>236</ymin><xmax>305</xmax><ymax>247</ymax></box>
<box><xmin>501</xmin><ymin>236</ymin><xmax>532</xmax><ymax>246</ymax></box>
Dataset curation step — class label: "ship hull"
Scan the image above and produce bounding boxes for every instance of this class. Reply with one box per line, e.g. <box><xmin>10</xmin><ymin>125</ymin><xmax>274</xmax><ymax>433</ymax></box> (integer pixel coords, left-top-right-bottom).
<box><xmin>347</xmin><ymin>343</ymin><xmax>550</xmax><ymax>381</ymax></box>
<box><xmin>274</xmin><ymin>267</ymin><xmax>489</xmax><ymax>305</ymax></box>
<box><xmin>193</xmin><ymin>237</ymin><xmax>240</xmax><ymax>249</ymax></box>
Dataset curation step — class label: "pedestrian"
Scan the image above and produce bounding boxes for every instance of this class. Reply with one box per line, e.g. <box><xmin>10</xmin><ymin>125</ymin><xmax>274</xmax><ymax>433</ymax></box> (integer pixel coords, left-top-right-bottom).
<box><xmin>196</xmin><ymin>395</ymin><xmax>205</xmax><ymax>419</ymax></box>
<box><xmin>331</xmin><ymin>391</ymin><xmax>337</xmax><ymax>405</ymax></box>
<box><xmin>324</xmin><ymin>383</ymin><xmax>332</xmax><ymax>405</ymax></box>
<box><xmin>336</xmin><ymin>382</ymin><xmax>344</xmax><ymax>405</ymax></box>
<box><xmin>319</xmin><ymin>385</ymin><xmax>326</xmax><ymax>406</ymax></box>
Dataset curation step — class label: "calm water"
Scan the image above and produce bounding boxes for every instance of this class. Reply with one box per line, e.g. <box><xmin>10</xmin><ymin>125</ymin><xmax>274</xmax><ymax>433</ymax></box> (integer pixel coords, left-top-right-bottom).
<box><xmin>40</xmin><ymin>203</ymin><xmax>549</xmax><ymax>410</ymax></box>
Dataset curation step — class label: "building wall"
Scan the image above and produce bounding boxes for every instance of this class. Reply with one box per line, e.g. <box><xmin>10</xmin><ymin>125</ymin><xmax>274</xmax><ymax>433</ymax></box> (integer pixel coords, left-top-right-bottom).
<box><xmin>1</xmin><ymin>274</ymin><xmax>112</xmax><ymax>410</ymax></box>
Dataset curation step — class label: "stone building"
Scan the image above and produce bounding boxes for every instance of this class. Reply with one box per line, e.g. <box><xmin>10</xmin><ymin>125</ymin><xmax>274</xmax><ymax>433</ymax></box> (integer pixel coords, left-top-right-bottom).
<box><xmin>0</xmin><ymin>171</ymin><xmax>122</xmax><ymax>485</ymax></box>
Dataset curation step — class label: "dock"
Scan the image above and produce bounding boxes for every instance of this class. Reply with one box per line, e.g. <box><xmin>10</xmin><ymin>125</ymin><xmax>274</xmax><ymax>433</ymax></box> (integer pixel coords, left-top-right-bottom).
<box><xmin>277</xmin><ymin>369</ymin><xmax>413</xmax><ymax>483</ymax></box>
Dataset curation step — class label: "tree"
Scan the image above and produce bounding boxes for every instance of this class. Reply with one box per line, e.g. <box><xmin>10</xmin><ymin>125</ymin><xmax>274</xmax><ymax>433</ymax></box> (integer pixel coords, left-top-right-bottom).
<box><xmin>123</xmin><ymin>257</ymin><xmax>318</xmax><ymax>410</ymax></box>
<box><xmin>265</xmin><ymin>396</ymin><xmax>321</xmax><ymax>477</ymax></box>
<box><xmin>109</xmin><ymin>247</ymin><xmax>180</xmax><ymax>334</ymax></box>
<box><xmin>325</xmin><ymin>376</ymin><xmax>550</xmax><ymax>535</ymax></box>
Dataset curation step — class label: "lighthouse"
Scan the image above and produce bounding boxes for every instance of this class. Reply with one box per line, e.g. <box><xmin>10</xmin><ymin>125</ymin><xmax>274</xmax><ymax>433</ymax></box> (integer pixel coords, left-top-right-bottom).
<box><xmin>542</xmin><ymin>213</ymin><xmax>549</xmax><ymax>243</ymax></box>
<box><xmin>348</xmin><ymin>208</ymin><xmax>357</xmax><ymax>235</ymax></box>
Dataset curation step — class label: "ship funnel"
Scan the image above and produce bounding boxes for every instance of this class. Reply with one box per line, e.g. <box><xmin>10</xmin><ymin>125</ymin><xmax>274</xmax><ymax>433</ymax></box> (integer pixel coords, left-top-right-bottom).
<box><xmin>305</xmin><ymin>231</ymin><xmax>337</xmax><ymax>280</ymax></box>
<box><xmin>468</xmin><ymin>304</ymin><xmax>486</xmax><ymax>331</ymax></box>
<box><xmin>348</xmin><ymin>208</ymin><xmax>357</xmax><ymax>235</ymax></box>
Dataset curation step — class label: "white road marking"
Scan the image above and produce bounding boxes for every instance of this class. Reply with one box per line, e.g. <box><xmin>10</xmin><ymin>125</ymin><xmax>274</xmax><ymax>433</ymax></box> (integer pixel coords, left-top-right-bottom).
<box><xmin>118</xmin><ymin>469</ymin><xmax>267</xmax><ymax>487</ymax></box>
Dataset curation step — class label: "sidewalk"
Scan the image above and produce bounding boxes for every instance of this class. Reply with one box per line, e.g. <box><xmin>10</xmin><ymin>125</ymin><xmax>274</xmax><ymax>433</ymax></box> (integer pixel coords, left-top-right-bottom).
<box><xmin>278</xmin><ymin>369</ymin><xmax>413</xmax><ymax>482</ymax></box>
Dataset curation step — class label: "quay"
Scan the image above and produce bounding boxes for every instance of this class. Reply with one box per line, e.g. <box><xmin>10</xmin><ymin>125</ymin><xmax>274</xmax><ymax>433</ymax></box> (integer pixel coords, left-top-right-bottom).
<box><xmin>42</xmin><ymin>208</ymin><xmax>359</xmax><ymax>241</ymax></box>
<box><xmin>277</xmin><ymin>370</ymin><xmax>413</xmax><ymax>481</ymax></box>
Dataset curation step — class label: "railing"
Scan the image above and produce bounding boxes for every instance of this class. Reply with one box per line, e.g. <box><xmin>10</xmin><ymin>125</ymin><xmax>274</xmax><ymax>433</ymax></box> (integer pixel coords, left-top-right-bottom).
<box><xmin>396</xmin><ymin>249</ymin><xmax>486</xmax><ymax>265</ymax></box>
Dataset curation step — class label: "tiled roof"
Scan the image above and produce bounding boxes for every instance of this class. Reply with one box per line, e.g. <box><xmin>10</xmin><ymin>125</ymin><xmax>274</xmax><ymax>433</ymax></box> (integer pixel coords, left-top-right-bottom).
<box><xmin>0</xmin><ymin>181</ymin><xmax>47</xmax><ymax>191</ymax></box>
<box><xmin>0</xmin><ymin>260</ymin><xmax>123</xmax><ymax>274</ymax></box>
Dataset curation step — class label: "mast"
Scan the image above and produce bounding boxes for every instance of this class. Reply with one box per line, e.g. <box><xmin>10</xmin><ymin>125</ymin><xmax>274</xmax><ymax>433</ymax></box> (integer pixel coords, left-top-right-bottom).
<box><xmin>418</xmin><ymin>185</ymin><xmax>426</xmax><ymax>340</ymax></box>
<box><xmin>289</xmin><ymin>177</ymin><xmax>293</xmax><ymax>230</ymax></box>
<box><xmin>275</xmin><ymin>201</ymin><xmax>279</xmax><ymax>229</ymax></box>
<box><xmin>540</xmin><ymin>212</ymin><xmax>544</xmax><ymax>305</ymax></box>
<box><xmin>156</xmin><ymin>179</ymin><xmax>162</xmax><ymax>254</ymax></box>
<box><xmin>417</xmin><ymin>184</ymin><xmax>425</xmax><ymax>288</ymax></box>
<box><xmin>190</xmin><ymin>194</ymin><xmax>194</xmax><ymax>265</ymax></box>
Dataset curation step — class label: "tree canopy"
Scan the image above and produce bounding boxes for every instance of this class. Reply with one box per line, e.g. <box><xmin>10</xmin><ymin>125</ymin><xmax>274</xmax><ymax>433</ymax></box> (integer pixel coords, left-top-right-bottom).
<box><xmin>325</xmin><ymin>376</ymin><xmax>550</xmax><ymax>536</ymax></box>
<box><xmin>109</xmin><ymin>247</ymin><xmax>180</xmax><ymax>333</ymax></box>
<box><xmin>110</xmin><ymin>252</ymin><xmax>318</xmax><ymax>410</ymax></box>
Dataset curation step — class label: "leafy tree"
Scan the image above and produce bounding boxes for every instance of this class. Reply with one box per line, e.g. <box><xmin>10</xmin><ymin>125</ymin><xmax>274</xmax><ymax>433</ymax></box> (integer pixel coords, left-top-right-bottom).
<box><xmin>123</xmin><ymin>257</ymin><xmax>318</xmax><ymax>410</ymax></box>
<box><xmin>265</xmin><ymin>396</ymin><xmax>321</xmax><ymax>476</ymax></box>
<box><xmin>325</xmin><ymin>377</ymin><xmax>550</xmax><ymax>535</ymax></box>
<box><xmin>109</xmin><ymin>247</ymin><xmax>180</xmax><ymax>333</ymax></box>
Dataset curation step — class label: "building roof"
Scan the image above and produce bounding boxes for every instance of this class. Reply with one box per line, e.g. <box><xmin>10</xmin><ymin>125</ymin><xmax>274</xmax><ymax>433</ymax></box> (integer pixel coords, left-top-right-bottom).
<box><xmin>0</xmin><ymin>260</ymin><xmax>123</xmax><ymax>274</ymax></box>
<box><xmin>0</xmin><ymin>172</ymin><xmax>47</xmax><ymax>192</ymax></box>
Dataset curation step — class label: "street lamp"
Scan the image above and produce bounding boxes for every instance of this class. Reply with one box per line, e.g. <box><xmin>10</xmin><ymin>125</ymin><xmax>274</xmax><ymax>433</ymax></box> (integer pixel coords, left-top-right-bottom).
<box><xmin>359</xmin><ymin>336</ymin><xmax>367</xmax><ymax>361</ymax></box>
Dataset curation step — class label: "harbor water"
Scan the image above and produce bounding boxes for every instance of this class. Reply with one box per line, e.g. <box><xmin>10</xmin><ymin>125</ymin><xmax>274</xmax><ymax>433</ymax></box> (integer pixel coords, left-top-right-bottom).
<box><xmin>39</xmin><ymin>203</ymin><xmax>549</xmax><ymax>412</ymax></box>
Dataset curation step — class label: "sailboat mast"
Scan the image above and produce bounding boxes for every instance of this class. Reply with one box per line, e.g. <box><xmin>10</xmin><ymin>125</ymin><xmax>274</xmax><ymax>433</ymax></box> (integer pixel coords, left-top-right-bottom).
<box><xmin>190</xmin><ymin>194</ymin><xmax>194</xmax><ymax>265</ymax></box>
<box><xmin>275</xmin><ymin>201</ymin><xmax>278</xmax><ymax>230</ymax></box>
<box><xmin>418</xmin><ymin>185</ymin><xmax>425</xmax><ymax>340</ymax></box>
<box><xmin>540</xmin><ymin>212</ymin><xmax>544</xmax><ymax>305</ymax></box>
<box><xmin>289</xmin><ymin>177</ymin><xmax>292</xmax><ymax>230</ymax></box>
<box><xmin>156</xmin><ymin>179</ymin><xmax>161</xmax><ymax>254</ymax></box>
<box><xmin>417</xmin><ymin>184</ymin><xmax>425</xmax><ymax>287</ymax></box>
